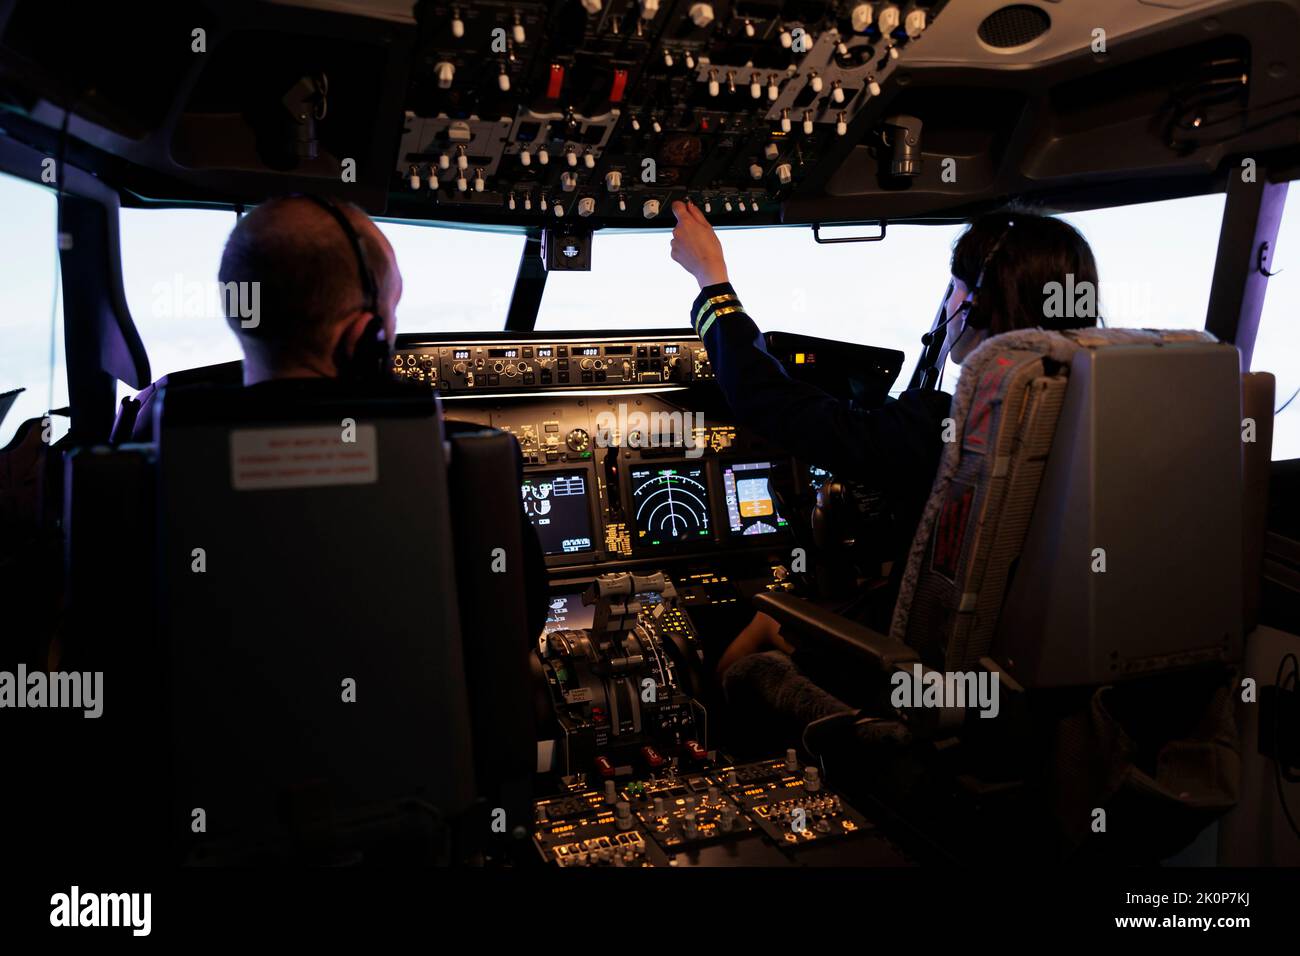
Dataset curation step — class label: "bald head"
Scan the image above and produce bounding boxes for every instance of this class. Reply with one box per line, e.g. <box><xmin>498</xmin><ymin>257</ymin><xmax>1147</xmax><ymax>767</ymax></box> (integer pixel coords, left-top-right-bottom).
<box><xmin>219</xmin><ymin>196</ymin><xmax>401</xmax><ymax>382</ymax></box>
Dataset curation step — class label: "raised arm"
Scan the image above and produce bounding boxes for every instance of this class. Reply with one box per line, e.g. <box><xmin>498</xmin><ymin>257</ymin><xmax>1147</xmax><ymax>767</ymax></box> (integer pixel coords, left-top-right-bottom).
<box><xmin>671</xmin><ymin>201</ymin><xmax>901</xmax><ymax>477</ymax></box>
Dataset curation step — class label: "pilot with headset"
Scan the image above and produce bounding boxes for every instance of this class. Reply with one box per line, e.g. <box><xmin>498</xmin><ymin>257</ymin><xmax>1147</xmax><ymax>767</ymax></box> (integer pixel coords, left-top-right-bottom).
<box><xmin>668</xmin><ymin>200</ymin><xmax>1101</xmax><ymax>683</ymax></box>
<box><xmin>210</xmin><ymin>194</ymin><xmax>549</xmax><ymax>637</ymax></box>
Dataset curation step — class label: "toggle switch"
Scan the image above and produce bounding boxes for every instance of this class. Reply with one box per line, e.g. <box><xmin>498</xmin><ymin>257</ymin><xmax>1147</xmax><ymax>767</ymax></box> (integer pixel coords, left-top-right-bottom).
<box><xmin>435</xmin><ymin>61</ymin><xmax>455</xmax><ymax>89</ymax></box>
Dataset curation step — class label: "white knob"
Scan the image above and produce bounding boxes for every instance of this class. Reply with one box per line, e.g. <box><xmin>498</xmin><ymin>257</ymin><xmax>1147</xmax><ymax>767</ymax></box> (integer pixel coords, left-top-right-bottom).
<box><xmin>456</xmin><ymin>149</ymin><xmax>468</xmax><ymax>170</ymax></box>
<box><xmin>438</xmin><ymin>153</ymin><xmax>450</xmax><ymax>170</ymax></box>
<box><xmin>566</xmin><ymin>148</ymin><xmax>577</xmax><ymax>167</ymax></box>
<box><xmin>451</xmin><ymin>15</ymin><xmax>465</xmax><ymax>38</ymax></box>
<box><xmin>640</xmin><ymin>0</ymin><xmax>659</xmax><ymax>19</ymax></box>
<box><xmin>664</xmin><ymin>49</ymin><xmax>674</xmax><ymax>67</ymax></box>
<box><xmin>836</xmin><ymin>113</ymin><xmax>848</xmax><ymax>136</ymax></box>
<box><xmin>802</xmin><ymin>112</ymin><xmax>814</xmax><ymax>134</ymax></box>
<box><xmin>519</xmin><ymin>148</ymin><xmax>531</xmax><ymax>166</ymax></box>
<box><xmin>456</xmin><ymin>175</ymin><xmax>468</xmax><ymax>191</ymax></box>
<box><xmin>524</xmin><ymin>194</ymin><xmax>532</xmax><ymax>210</ymax></box>
<box><xmin>652</xmin><ymin>119</ymin><xmax>662</xmax><ymax>133</ymax></box>
<box><xmin>708</xmin><ymin>74</ymin><xmax>720</xmax><ymax>97</ymax></box>
<box><xmin>631</xmin><ymin>116</ymin><xmax>641</xmax><ymax>130</ymax></box>
<box><xmin>779</xmin><ymin>29</ymin><xmax>792</xmax><ymax>49</ymax></box>
<box><xmin>561</xmin><ymin>172</ymin><xmax>576</xmax><ymax>191</ymax></box>
<box><xmin>618</xmin><ymin>196</ymin><xmax>626</xmax><ymax>211</ymax></box>
<box><xmin>584</xmin><ymin>151</ymin><xmax>595</xmax><ymax>169</ymax></box>
<box><xmin>878</xmin><ymin>4</ymin><xmax>901</xmax><ymax>33</ymax></box>
<box><xmin>408</xmin><ymin>167</ymin><xmax>421</xmax><ymax>190</ymax></box>
<box><xmin>581</xmin><ymin>0</ymin><xmax>602</xmax><ymax>13</ymax></box>
<box><xmin>764</xmin><ymin>142</ymin><xmax>779</xmax><ymax>160</ymax></box>
<box><xmin>513</xmin><ymin>21</ymin><xmax>526</xmax><ymax>44</ymax></box>
<box><xmin>889</xmin><ymin>45</ymin><xmax>899</xmax><ymax>60</ymax></box>
<box><xmin>744</xmin><ymin>19</ymin><xmax>755</xmax><ymax>37</ymax></box>
<box><xmin>850</xmin><ymin>3</ymin><xmax>873</xmax><ymax>32</ymax></box>
<box><xmin>435</xmin><ymin>61</ymin><xmax>455</xmax><ymax>89</ymax></box>
<box><xmin>578</xmin><ymin>197</ymin><xmax>596</xmax><ymax>217</ymax></box>
<box><xmin>540</xmin><ymin>196</ymin><xmax>548</xmax><ymax>210</ymax></box>
<box><xmin>642</xmin><ymin>198</ymin><xmax>660</xmax><ymax>219</ymax></box>
<box><xmin>780</xmin><ymin>113</ymin><xmax>792</xmax><ymax>133</ymax></box>
<box><xmin>750</xmin><ymin>76</ymin><xmax>762</xmax><ymax>98</ymax></box>
<box><xmin>724</xmin><ymin>198</ymin><xmax>733</xmax><ymax>212</ymax></box>
<box><xmin>868</xmin><ymin>78</ymin><xmax>881</xmax><ymax>96</ymax></box>
<box><xmin>498</xmin><ymin>71</ymin><xmax>511</xmax><ymax>92</ymax></box>
<box><xmin>538</xmin><ymin>146</ymin><xmax>550</xmax><ymax>165</ymax></box>
<box><xmin>836</xmin><ymin>40</ymin><xmax>849</xmax><ymax>56</ymax></box>
<box><xmin>810</xmin><ymin>73</ymin><xmax>823</xmax><ymax>93</ymax></box>
<box><xmin>508</xmin><ymin>194</ymin><xmax>517</xmax><ymax>210</ymax></box>
<box><xmin>776</xmin><ymin>163</ymin><xmax>793</xmax><ymax>185</ymax></box>
<box><xmin>605</xmin><ymin>170</ymin><xmax>622</xmax><ymax>191</ymax></box>
<box><xmin>685</xmin><ymin>52</ymin><xmax>695</xmax><ymax>69</ymax></box>
<box><xmin>689</xmin><ymin>3</ymin><xmax>714</xmax><ymax>28</ymax></box>
<box><xmin>767</xmin><ymin>77</ymin><xmax>780</xmax><ymax>100</ymax></box>
<box><xmin>703</xmin><ymin>199</ymin><xmax>712</xmax><ymax>212</ymax></box>
<box><xmin>474</xmin><ymin>171</ymin><xmax>485</xmax><ymax>191</ymax></box>
<box><xmin>553</xmin><ymin>201</ymin><xmax>564</xmax><ymax>217</ymax></box>
<box><xmin>737</xmin><ymin>198</ymin><xmax>747</xmax><ymax>212</ymax></box>
<box><xmin>832</xmin><ymin>82</ymin><xmax>845</xmax><ymax>103</ymax></box>
<box><xmin>749</xmin><ymin>163</ymin><xmax>763</xmax><ymax>180</ymax></box>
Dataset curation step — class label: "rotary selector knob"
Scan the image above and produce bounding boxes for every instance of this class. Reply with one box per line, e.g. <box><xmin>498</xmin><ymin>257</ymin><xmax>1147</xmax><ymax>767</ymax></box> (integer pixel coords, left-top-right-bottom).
<box><xmin>850</xmin><ymin>3</ymin><xmax>873</xmax><ymax>32</ymax></box>
<box><xmin>566</xmin><ymin>429</ymin><xmax>591</xmax><ymax>453</ymax></box>
<box><xmin>689</xmin><ymin>3</ymin><xmax>714</xmax><ymax>28</ymax></box>
<box><xmin>642</xmin><ymin>198</ymin><xmax>660</xmax><ymax>219</ymax></box>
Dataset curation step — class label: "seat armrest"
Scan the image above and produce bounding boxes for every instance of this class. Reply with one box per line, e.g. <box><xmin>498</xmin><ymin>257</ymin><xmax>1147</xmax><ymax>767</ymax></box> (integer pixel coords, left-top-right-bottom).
<box><xmin>753</xmin><ymin>591</ymin><xmax>921</xmax><ymax>671</ymax></box>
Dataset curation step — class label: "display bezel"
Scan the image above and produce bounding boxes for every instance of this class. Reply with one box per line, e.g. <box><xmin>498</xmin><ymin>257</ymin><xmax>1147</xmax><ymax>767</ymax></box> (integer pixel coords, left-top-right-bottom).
<box><xmin>620</xmin><ymin>457</ymin><xmax>720</xmax><ymax>555</ymax></box>
<box><xmin>719</xmin><ymin>458</ymin><xmax>796</xmax><ymax>541</ymax></box>
<box><xmin>521</xmin><ymin>462</ymin><xmax>604</xmax><ymax>566</ymax></box>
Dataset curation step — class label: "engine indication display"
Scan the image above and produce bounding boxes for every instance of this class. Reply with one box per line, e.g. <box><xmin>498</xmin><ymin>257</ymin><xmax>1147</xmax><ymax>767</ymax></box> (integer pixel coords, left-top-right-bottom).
<box><xmin>522</xmin><ymin>469</ymin><xmax>595</xmax><ymax>556</ymax></box>
<box><xmin>630</xmin><ymin>465</ymin><xmax>711</xmax><ymax>548</ymax></box>
<box><xmin>722</xmin><ymin>461</ymin><xmax>789</xmax><ymax>537</ymax></box>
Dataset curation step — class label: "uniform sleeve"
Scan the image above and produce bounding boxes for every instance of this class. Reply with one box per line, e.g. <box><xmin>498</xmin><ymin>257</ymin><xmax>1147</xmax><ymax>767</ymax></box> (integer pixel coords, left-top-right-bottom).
<box><xmin>690</xmin><ymin>282</ymin><xmax>948</xmax><ymax>483</ymax></box>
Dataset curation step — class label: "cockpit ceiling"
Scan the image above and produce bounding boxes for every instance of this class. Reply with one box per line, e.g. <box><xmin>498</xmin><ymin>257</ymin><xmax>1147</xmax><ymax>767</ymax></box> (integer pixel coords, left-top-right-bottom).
<box><xmin>0</xmin><ymin>0</ymin><xmax>1297</xmax><ymax>225</ymax></box>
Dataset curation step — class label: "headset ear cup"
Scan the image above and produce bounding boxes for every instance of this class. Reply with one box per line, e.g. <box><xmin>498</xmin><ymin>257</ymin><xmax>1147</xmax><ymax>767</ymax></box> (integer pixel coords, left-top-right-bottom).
<box><xmin>335</xmin><ymin>315</ymin><xmax>393</xmax><ymax>383</ymax></box>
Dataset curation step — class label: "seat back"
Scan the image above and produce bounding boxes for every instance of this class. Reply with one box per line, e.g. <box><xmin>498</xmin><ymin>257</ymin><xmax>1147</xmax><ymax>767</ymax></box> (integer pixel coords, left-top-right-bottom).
<box><xmin>1241</xmin><ymin>371</ymin><xmax>1275</xmax><ymax>633</ymax></box>
<box><xmin>993</xmin><ymin>334</ymin><xmax>1243</xmax><ymax>687</ymax></box>
<box><xmin>445</xmin><ymin>423</ymin><xmax>538</xmax><ymax>827</ymax></box>
<box><xmin>891</xmin><ymin>327</ymin><xmax>1243</xmax><ymax>688</ymax></box>
<box><xmin>155</xmin><ymin>382</ymin><xmax>477</xmax><ymax>859</ymax></box>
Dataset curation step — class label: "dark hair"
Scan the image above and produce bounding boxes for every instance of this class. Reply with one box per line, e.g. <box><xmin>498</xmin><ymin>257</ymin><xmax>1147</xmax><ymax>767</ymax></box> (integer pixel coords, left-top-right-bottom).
<box><xmin>218</xmin><ymin>197</ymin><xmax>389</xmax><ymax>363</ymax></box>
<box><xmin>950</xmin><ymin>209</ymin><xmax>1100</xmax><ymax>335</ymax></box>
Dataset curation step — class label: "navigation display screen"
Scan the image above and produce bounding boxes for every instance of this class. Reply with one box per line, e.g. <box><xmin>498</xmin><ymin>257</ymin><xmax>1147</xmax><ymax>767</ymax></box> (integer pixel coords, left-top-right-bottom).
<box><xmin>521</xmin><ymin>469</ymin><xmax>595</xmax><ymax>555</ymax></box>
<box><xmin>722</xmin><ymin>461</ymin><xmax>788</xmax><ymax>537</ymax></box>
<box><xmin>629</xmin><ymin>463</ymin><xmax>711</xmax><ymax>548</ymax></box>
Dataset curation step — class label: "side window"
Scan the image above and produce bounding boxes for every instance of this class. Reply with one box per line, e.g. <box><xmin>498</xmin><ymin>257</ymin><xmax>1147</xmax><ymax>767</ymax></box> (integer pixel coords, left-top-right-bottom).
<box><xmin>0</xmin><ymin>171</ymin><xmax>67</xmax><ymax>447</ymax></box>
<box><xmin>1253</xmin><ymin>189</ymin><xmax>1299</xmax><ymax>461</ymax></box>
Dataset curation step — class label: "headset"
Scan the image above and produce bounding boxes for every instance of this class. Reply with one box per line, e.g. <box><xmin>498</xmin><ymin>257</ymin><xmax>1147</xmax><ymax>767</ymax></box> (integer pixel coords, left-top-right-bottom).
<box><xmin>291</xmin><ymin>193</ymin><xmax>394</xmax><ymax>384</ymax></box>
<box><xmin>915</xmin><ymin>218</ymin><xmax>1016</xmax><ymax>390</ymax></box>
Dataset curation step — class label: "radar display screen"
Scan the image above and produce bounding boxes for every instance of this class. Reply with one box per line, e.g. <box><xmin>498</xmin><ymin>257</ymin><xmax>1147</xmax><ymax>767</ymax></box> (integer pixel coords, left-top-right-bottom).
<box><xmin>723</xmin><ymin>461</ymin><xmax>788</xmax><ymax>537</ymax></box>
<box><xmin>629</xmin><ymin>464</ymin><xmax>711</xmax><ymax>548</ymax></box>
<box><xmin>521</xmin><ymin>469</ymin><xmax>595</xmax><ymax>555</ymax></box>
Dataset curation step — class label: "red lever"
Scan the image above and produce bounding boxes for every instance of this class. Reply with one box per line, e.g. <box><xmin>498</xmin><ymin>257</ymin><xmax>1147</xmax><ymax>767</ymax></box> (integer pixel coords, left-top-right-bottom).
<box><xmin>547</xmin><ymin>63</ymin><xmax>565</xmax><ymax>99</ymax></box>
<box><xmin>610</xmin><ymin>68</ymin><xmax>628</xmax><ymax>103</ymax></box>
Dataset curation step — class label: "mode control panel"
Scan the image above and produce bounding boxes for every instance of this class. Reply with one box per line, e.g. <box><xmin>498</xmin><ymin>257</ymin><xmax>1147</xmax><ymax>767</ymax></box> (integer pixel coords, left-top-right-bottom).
<box><xmin>393</xmin><ymin>334</ymin><xmax>714</xmax><ymax>394</ymax></box>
